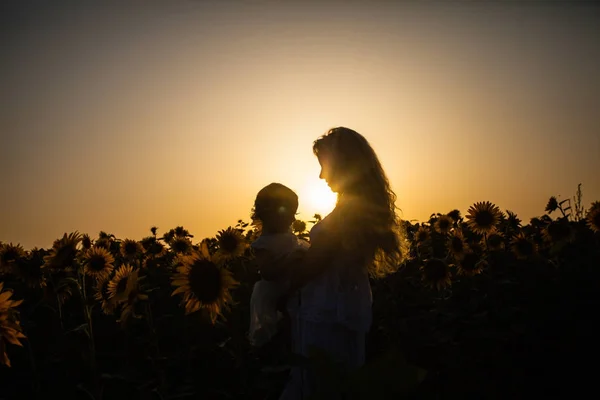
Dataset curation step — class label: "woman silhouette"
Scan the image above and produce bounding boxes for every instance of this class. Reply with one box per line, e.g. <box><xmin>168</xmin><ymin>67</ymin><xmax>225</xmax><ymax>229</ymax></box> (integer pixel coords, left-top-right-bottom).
<box><xmin>280</xmin><ymin>126</ymin><xmax>407</xmax><ymax>399</ymax></box>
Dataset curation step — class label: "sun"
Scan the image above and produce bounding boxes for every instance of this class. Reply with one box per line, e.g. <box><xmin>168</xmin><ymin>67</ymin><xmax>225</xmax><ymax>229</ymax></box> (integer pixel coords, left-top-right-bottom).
<box><xmin>302</xmin><ymin>178</ymin><xmax>337</xmax><ymax>217</ymax></box>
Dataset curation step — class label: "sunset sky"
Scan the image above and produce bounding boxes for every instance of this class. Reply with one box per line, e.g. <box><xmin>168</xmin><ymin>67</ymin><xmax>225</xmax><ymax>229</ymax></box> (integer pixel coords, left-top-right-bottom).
<box><xmin>2</xmin><ymin>1</ymin><xmax>599</xmax><ymax>250</ymax></box>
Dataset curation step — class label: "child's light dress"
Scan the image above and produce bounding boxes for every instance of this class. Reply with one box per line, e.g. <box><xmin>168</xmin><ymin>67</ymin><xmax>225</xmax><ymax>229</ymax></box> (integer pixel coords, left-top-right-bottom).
<box><xmin>248</xmin><ymin>232</ymin><xmax>309</xmax><ymax>347</ymax></box>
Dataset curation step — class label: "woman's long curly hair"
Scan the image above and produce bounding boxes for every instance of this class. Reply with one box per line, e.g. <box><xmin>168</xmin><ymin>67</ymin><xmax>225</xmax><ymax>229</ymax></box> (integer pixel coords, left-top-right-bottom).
<box><xmin>313</xmin><ymin>127</ymin><xmax>407</xmax><ymax>278</ymax></box>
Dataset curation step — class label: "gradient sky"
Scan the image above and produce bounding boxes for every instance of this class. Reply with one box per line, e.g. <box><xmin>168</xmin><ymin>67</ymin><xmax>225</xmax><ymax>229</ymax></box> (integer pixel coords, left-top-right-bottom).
<box><xmin>2</xmin><ymin>1</ymin><xmax>599</xmax><ymax>250</ymax></box>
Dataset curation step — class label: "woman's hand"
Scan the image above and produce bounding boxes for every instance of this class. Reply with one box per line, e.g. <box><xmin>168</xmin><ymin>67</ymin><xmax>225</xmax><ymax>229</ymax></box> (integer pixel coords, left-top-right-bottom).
<box><xmin>255</xmin><ymin>247</ymin><xmax>306</xmax><ymax>281</ymax></box>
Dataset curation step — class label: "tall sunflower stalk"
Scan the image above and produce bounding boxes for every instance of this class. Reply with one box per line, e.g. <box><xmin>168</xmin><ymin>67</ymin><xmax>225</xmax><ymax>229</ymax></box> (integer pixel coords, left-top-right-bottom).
<box><xmin>44</xmin><ymin>232</ymin><xmax>102</xmax><ymax>394</ymax></box>
<box><xmin>79</xmin><ymin>270</ymin><xmax>99</xmax><ymax>392</ymax></box>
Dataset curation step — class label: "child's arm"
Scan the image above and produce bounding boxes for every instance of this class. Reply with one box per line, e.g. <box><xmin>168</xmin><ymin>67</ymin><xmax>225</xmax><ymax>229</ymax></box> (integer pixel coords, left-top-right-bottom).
<box><xmin>254</xmin><ymin>248</ymin><xmax>291</xmax><ymax>281</ymax></box>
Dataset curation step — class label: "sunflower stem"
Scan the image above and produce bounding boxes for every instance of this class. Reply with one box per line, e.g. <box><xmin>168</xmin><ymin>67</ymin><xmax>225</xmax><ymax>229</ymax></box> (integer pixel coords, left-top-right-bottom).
<box><xmin>80</xmin><ymin>272</ymin><xmax>99</xmax><ymax>396</ymax></box>
<box><xmin>558</xmin><ymin>205</ymin><xmax>566</xmax><ymax>219</ymax></box>
<box><xmin>50</xmin><ymin>276</ymin><xmax>65</xmax><ymax>331</ymax></box>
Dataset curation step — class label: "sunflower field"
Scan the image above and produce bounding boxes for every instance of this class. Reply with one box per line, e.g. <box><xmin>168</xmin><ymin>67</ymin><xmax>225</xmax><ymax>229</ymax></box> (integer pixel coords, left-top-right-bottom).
<box><xmin>1</xmin><ymin>194</ymin><xmax>599</xmax><ymax>399</ymax></box>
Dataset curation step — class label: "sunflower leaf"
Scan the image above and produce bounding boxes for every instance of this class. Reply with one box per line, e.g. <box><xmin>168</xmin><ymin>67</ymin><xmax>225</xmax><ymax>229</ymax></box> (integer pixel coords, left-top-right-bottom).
<box><xmin>56</xmin><ymin>277</ymin><xmax>81</xmax><ymax>291</ymax></box>
<box><xmin>67</xmin><ymin>323</ymin><xmax>90</xmax><ymax>338</ymax></box>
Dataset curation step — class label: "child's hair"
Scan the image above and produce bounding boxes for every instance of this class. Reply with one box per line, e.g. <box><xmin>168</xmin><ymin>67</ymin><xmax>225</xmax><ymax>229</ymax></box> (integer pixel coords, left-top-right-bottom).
<box><xmin>251</xmin><ymin>183</ymin><xmax>298</xmax><ymax>234</ymax></box>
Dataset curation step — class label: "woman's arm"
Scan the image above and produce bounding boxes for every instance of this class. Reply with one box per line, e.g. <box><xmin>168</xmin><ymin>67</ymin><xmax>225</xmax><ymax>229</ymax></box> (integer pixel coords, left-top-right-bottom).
<box><xmin>288</xmin><ymin>232</ymin><xmax>340</xmax><ymax>292</ymax></box>
<box><xmin>254</xmin><ymin>248</ymin><xmax>289</xmax><ymax>281</ymax></box>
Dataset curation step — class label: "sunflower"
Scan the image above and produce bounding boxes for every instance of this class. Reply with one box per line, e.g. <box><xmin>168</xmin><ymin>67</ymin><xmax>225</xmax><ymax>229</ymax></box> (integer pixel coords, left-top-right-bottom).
<box><xmin>448</xmin><ymin>229</ymin><xmax>467</xmax><ymax>260</ymax></box>
<box><xmin>150</xmin><ymin>226</ymin><xmax>158</xmax><ymax>236</ymax></box>
<box><xmin>447</xmin><ymin>209</ymin><xmax>462</xmax><ymax>223</ymax></box>
<box><xmin>485</xmin><ymin>231</ymin><xmax>505</xmax><ymax>251</ymax></box>
<box><xmin>169</xmin><ymin>237</ymin><xmax>192</xmax><ymax>254</ymax></box>
<box><xmin>292</xmin><ymin>220</ymin><xmax>307</xmax><ymax>235</ymax></box>
<box><xmin>456</xmin><ymin>245</ymin><xmax>486</xmax><ymax>276</ymax></box>
<box><xmin>542</xmin><ymin>219</ymin><xmax>574</xmax><ymax>244</ymax></box>
<box><xmin>0</xmin><ymin>283</ymin><xmax>24</xmax><ymax>314</ymax></box>
<box><xmin>118</xmin><ymin>285</ymin><xmax>148</xmax><ymax>327</ymax></box>
<box><xmin>82</xmin><ymin>247</ymin><xmax>115</xmax><ymax>280</ymax></box>
<box><xmin>120</xmin><ymin>239</ymin><xmax>144</xmax><ymax>260</ymax></box>
<box><xmin>466</xmin><ymin>201</ymin><xmax>502</xmax><ymax>235</ymax></box>
<box><xmin>529</xmin><ymin>217</ymin><xmax>543</xmax><ymax>229</ymax></box>
<box><xmin>434</xmin><ymin>215</ymin><xmax>453</xmax><ymax>234</ymax></box>
<box><xmin>420</xmin><ymin>258</ymin><xmax>452</xmax><ymax>291</ymax></box>
<box><xmin>215</xmin><ymin>227</ymin><xmax>247</xmax><ymax>261</ymax></box>
<box><xmin>171</xmin><ymin>242</ymin><xmax>238</xmax><ymax>323</ymax></box>
<box><xmin>586</xmin><ymin>206</ymin><xmax>600</xmax><ymax>233</ymax></box>
<box><xmin>140</xmin><ymin>236</ymin><xmax>166</xmax><ymax>258</ymax></box>
<box><xmin>94</xmin><ymin>239</ymin><xmax>111</xmax><ymax>250</ymax></box>
<box><xmin>108</xmin><ymin>264</ymin><xmax>138</xmax><ymax>302</ymax></box>
<box><xmin>414</xmin><ymin>226</ymin><xmax>430</xmax><ymax>244</ymax></box>
<box><xmin>54</xmin><ymin>283</ymin><xmax>74</xmax><ymax>305</ymax></box>
<box><xmin>94</xmin><ymin>232</ymin><xmax>117</xmax><ymax>250</ymax></box>
<box><xmin>94</xmin><ymin>278</ymin><xmax>116</xmax><ymax>315</ymax></box>
<box><xmin>0</xmin><ymin>282</ymin><xmax>27</xmax><ymax>367</ymax></box>
<box><xmin>175</xmin><ymin>226</ymin><xmax>193</xmax><ymax>238</ymax></box>
<box><xmin>506</xmin><ymin>210</ymin><xmax>522</xmax><ymax>231</ymax></box>
<box><xmin>81</xmin><ymin>234</ymin><xmax>92</xmax><ymax>250</ymax></box>
<box><xmin>14</xmin><ymin>248</ymin><xmax>47</xmax><ymax>289</ymax></box>
<box><xmin>0</xmin><ymin>243</ymin><xmax>25</xmax><ymax>274</ymax></box>
<box><xmin>545</xmin><ymin>196</ymin><xmax>559</xmax><ymax>214</ymax></box>
<box><xmin>511</xmin><ymin>233</ymin><xmax>536</xmax><ymax>260</ymax></box>
<box><xmin>43</xmin><ymin>232</ymin><xmax>82</xmax><ymax>270</ymax></box>
<box><xmin>162</xmin><ymin>230</ymin><xmax>175</xmax><ymax>245</ymax></box>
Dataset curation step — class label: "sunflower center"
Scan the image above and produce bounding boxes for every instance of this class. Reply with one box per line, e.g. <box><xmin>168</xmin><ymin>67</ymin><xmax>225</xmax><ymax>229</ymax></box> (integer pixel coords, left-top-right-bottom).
<box><xmin>438</xmin><ymin>219</ymin><xmax>451</xmax><ymax>231</ymax></box>
<box><xmin>115</xmin><ymin>277</ymin><xmax>128</xmax><ymax>295</ymax></box>
<box><xmin>172</xmin><ymin>239</ymin><xmax>190</xmax><ymax>253</ymax></box>
<box><xmin>52</xmin><ymin>246</ymin><xmax>77</xmax><ymax>267</ymax></box>
<box><xmin>152</xmin><ymin>243</ymin><xmax>164</xmax><ymax>254</ymax></box>
<box><xmin>124</xmin><ymin>242</ymin><xmax>138</xmax><ymax>256</ymax></box>
<box><xmin>188</xmin><ymin>259</ymin><xmax>222</xmax><ymax>303</ymax></box>
<box><xmin>89</xmin><ymin>255</ymin><xmax>108</xmax><ymax>271</ymax></box>
<box><xmin>2</xmin><ymin>249</ymin><xmax>19</xmax><ymax>263</ymax></box>
<box><xmin>475</xmin><ymin>211</ymin><xmax>495</xmax><ymax>228</ymax></box>
<box><xmin>219</xmin><ymin>234</ymin><xmax>240</xmax><ymax>253</ymax></box>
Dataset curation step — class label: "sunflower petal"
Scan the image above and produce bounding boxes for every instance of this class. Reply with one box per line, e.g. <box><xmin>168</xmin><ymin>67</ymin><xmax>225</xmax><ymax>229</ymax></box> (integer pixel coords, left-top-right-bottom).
<box><xmin>171</xmin><ymin>286</ymin><xmax>188</xmax><ymax>296</ymax></box>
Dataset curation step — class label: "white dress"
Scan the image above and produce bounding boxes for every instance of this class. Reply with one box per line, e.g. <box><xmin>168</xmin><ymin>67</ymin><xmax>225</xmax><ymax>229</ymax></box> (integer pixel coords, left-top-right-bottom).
<box><xmin>248</xmin><ymin>232</ymin><xmax>309</xmax><ymax>347</ymax></box>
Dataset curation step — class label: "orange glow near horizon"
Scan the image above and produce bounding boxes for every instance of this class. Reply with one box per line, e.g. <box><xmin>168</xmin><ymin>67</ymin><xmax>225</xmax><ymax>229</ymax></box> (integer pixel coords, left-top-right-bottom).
<box><xmin>2</xmin><ymin>3</ymin><xmax>600</xmax><ymax>249</ymax></box>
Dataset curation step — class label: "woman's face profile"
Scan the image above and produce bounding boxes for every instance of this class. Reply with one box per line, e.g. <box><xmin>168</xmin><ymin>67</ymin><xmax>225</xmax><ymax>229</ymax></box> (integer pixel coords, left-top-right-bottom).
<box><xmin>318</xmin><ymin>154</ymin><xmax>339</xmax><ymax>193</ymax></box>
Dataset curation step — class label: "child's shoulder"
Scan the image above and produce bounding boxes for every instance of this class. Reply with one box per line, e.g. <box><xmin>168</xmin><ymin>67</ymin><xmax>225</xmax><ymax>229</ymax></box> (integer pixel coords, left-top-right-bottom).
<box><xmin>296</xmin><ymin>238</ymin><xmax>310</xmax><ymax>250</ymax></box>
<box><xmin>251</xmin><ymin>232</ymin><xmax>299</xmax><ymax>251</ymax></box>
